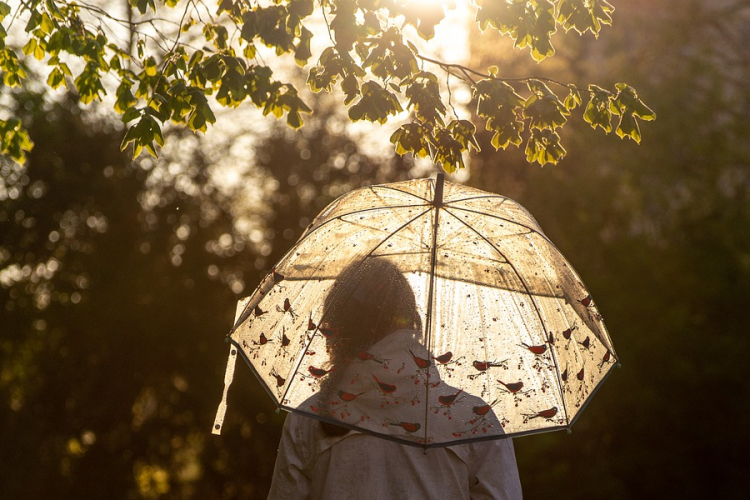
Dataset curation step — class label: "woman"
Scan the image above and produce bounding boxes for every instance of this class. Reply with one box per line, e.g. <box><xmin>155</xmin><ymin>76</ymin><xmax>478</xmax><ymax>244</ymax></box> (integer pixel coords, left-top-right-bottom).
<box><xmin>267</xmin><ymin>258</ymin><xmax>523</xmax><ymax>500</ymax></box>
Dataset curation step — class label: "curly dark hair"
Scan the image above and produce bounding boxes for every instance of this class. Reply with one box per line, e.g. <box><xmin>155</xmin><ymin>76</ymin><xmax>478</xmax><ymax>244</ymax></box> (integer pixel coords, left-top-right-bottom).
<box><xmin>322</xmin><ymin>257</ymin><xmax>422</xmax><ymax>360</ymax></box>
<box><xmin>317</xmin><ymin>257</ymin><xmax>422</xmax><ymax>435</ymax></box>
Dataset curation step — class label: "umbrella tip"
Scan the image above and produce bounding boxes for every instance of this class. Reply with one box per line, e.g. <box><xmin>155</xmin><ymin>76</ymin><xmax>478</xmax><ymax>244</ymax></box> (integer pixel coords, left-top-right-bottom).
<box><xmin>433</xmin><ymin>172</ymin><xmax>445</xmax><ymax>208</ymax></box>
<box><xmin>615</xmin><ymin>362</ymin><xmax>622</xmax><ymax>369</ymax></box>
<box><xmin>566</xmin><ymin>428</ymin><xmax>573</xmax><ymax>435</ymax></box>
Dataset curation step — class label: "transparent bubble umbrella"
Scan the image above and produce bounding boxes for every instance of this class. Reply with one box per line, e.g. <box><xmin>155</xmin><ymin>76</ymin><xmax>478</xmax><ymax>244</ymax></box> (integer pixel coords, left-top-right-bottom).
<box><xmin>213</xmin><ymin>174</ymin><xmax>618</xmax><ymax>448</ymax></box>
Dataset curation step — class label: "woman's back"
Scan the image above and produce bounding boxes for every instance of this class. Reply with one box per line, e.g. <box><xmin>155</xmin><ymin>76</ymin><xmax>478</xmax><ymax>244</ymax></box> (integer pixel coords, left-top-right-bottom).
<box><xmin>268</xmin><ymin>413</ymin><xmax>523</xmax><ymax>500</ymax></box>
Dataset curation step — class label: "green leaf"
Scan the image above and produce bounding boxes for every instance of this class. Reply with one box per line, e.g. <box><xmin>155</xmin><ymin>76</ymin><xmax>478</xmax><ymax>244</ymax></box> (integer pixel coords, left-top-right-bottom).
<box><xmin>144</xmin><ymin>56</ymin><xmax>158</xmax><ymax>77</ymax></box>
<box><xmin>0</xmin><ymin>118</ymin><xmax>34</xmax><ymax>165</ymax></box>
<box><xmin>288</xmin><ymin>0</ymin><xmax>314</xmax><ymax>19</ymax></box>
<box><xmin>476</xmin><ymin>0</ymin><xmax>557</xmax><ymax>61</ymax></box>
<box><xmin>121</xmin><ymin>107</ymin><xmax>142</xmax><ymax>123</ymax></box>
<box><xmin>25</xmin><ymin>10</ymin><xmax>42</xmax><ymax>32</ymax></box>
<box><xmin>40</xmin><ymin>12</ymin><xmax>56</xmax><ymax>35</ymax></box>
<box><xmin>74</xmin><ymin>62</ymin><xmax>106</xmax><ymax>104</ymax></box>
<box><xmin>390</xmin><ymin>122</ymin><xmax>430</xmax><ymax>158</ymax></box>
<box><xmin>129</xmin><ymin>0</ymin><xmax>156</xmax><ymax>15</ymax></box>
<box><xmin>120</xmin><ymin>115</ymin><xmax>162</xmax><ymax>158</ymax></box>
<box><xmin>294</xmin><ymin>27</ymin><xmax>313</xmax><ymax>66</ymax></box>
<box><xmin>402</xmin><ymin>0</ymin><xmax>446</xmax><ymax>41</ymax></box>
<box><xmin>564</xmin><ymin>85</ymin><xmax>582</xmax><ymax>111</ymax></box>
<box><xmin>615</xmin><ymin>111</ymin><xmax>641</xmax><ymax>143</ymax></box>
<box><xmin>22</xmin><ymin>38</ymin><xmax>38</xmax><ymax>57</ymax></box>
<box><xmin>46</xmin><ymin>66</ymin><xmax>65</xmax><ymax>89</ymax></box>
<box><xmin>330</xmin><ymin>2</ymin><xmax>358</xmax><ymax>50</ymax></box>
<box><xmin>448</xmin><ymin>119</ymin><xmax>480</xmax><ymax>153</ymax></box>
<box><xmin>430</xmin><ymin>127</ymin><xmax>465</xmax><ymax>173</ymax></box>
<box><xmin>349</xmin><ymin>81</ymin><xmax>403</xmax><ymax>124</ymax></box>
<box><xmin>0</xmin><ymin>2</ymin><xmax>11</xmax><ymax>21</ymax></box>
<box><xmin>613</xmin><ymin>83</ymin><xmax>656</xmax><ymax>121</ymax></box>
<box><xmin>404</xmin><ymin>71</ymin><xmax>445</xmax><ymax>126</ymax></box>
<box><xmin>525</xmin><ymin>79</ymin><xmax>568</xmax><ymax>130</ymax></box>
<box><xmin>115</xmin><ymin>81</ymin><xmax>137</xmax><ymax>114</ymax></box>
<box><xmin>473</xmin><ymin>78</ymin><xmax>525</xmax><ymax>149</ymax></box>
<box><xmin>583</xmin><ymin>84</ymin><xmax>613</xmax><ymax>133</ymax></box>
<box><xmin>489</xmin><ymin>120</ymin><xmax>524</xmax><ymax>150</ymax></box>
<box><xmin>525</xmin><ymin>128</ymin><xmax>567</xmax><ymax>166</ymax></box>
<box><xmin>557</xmin><ymin>0</ymin><xmax>614</xmax><ymax>35</ymax></box>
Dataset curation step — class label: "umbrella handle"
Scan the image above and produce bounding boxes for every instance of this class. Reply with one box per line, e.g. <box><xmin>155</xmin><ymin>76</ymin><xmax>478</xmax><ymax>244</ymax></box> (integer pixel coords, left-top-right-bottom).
<box><xmin>212</xmin><ymin>344</ymin><xmax>237</xmax><ymax>435</ymax></box>
<box><xmin>213</xmin><ymin>299</ymin><xmax>247</xmax><ymax>435</ymax></box>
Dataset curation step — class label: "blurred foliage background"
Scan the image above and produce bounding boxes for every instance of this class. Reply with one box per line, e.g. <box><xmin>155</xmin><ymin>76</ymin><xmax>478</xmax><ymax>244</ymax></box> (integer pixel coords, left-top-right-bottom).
<box><xmin>2</xmin><ymin>0</ymin><xmax>749</xmax><ymax>498</ymax></box>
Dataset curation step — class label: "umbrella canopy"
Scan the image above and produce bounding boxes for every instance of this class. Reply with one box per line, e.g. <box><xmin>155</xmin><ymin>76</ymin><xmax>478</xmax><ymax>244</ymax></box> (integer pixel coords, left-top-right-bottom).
<box><xmin>213</xmin><ymin>174</ymin><xmax>618</xmax><ymax>447</ymax></box>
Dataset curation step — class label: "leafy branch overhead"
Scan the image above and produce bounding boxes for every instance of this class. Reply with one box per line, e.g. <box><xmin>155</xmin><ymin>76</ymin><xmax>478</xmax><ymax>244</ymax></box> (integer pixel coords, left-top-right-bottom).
<box><xmin>0</xmin><ymin>0</ymin><xmax>655</xmax><ymax>170</ymax></box>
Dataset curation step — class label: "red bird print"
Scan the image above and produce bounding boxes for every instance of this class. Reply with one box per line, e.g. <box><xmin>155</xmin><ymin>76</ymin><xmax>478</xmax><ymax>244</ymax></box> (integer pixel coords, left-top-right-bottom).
<box><xmin>308</xmin><ymin>366</ymin><xmax>331</xmax><ymax>378</ymax></box>
<box><xmin>271</xmin><ymin>372</ymin><xmax>285</xmax><ymax>387</ymax></box>
<box><xmin>390</xmin><ymin>422</ymin><xmax>421</xmax><ymax>433</ymax></box>
<box><xmin>281</xmin><ymin>332</ymin><xmax>291</xmax><ymax>347</ymax></box>
<box><xmin>578</xmin><ymin>336</ymin><xmax>591</xmax><ymax>350</ymax></box>
<box><xmin>433</xmin><ymin>351</ymin><xmax>453</xmax><ymax>364</ymax></box>
<box><xmin>307</xmin><ymin>316</ymin><xmax>317</xmax><ymax>331</ymax></box>
<box><xmin>599</xmin><ymin>351</ymin><xmax>612</xmax><ymax>368</ymax></box>
<box><xmin>497</xmin><ymin>380</ymin><xmax>524</xmax><ymax>394</ymax></box>
<box><xmin>561</xmin><ymin>365</ymin><xmax>569</xmax><ymax>382</ymax></box>
<box><xmin>578</xmin><ymin>295</ymin><xmax>593</xmax><ymax>307</ymax></box>
<box><xmin>526</xmin><ymin>407</ymin><xmax>558</xmax><ymax>420</ymax></box>
<box><xmin>577</xmin><ymin>367</ymin><xmax>585</xmax><ymax>381</ymax></box>
<box><xmin>372</xmin><ymin>374</ymin><xmax>397</xmax><ymax>394</ymax></box>
<box><xmin>562</xmin><ymin>325</ymin><xmax>576</xmax><ymax>339</ymax></box>
<box><xmin>338</xmin><ymin>390</ymin><xmax>364</xmax><ymax>402</ymax></box>
<box><xmin>319</xmin><ymin>325</ymin><xmax>339</xmax><ymax>339</ymax></box>
<box><xmin>438</xmin><ymin>390</ymin><xmax>463</xmax><ymax>406</ymax></box>
<box><xmin>409</xmin><ymin>350</ymin><xmax>431</xmax><ymax>369</ymax></box>
<box><xmin>259</xmin><ymin>332</ymin><xmax>270</xmax><ymax>345</ymax></box>
<box><xmin>356</xmin><ymin>350</ymin><xmax>384</xmax><ymax>363</ymax></box>
<box><xmin>521</xmin><ymin>343</ymin><xmax>547</xmax><ymax>355</ymax></box>
<box><xmin>254</xmin><ymin>306</ymin><xmax>266</xmax><ymax>317</ymax></box>
<box><xmin>276</xmin><ymin>298</ymin><xmax>297</xmax><ymax>319</ymax></box>
<box><xmin>472</xmin><ymin>360</ymin><xmax>506</xmax><ymax>372</ymax></box>
<box><xmin>472</xmin><ymin>404</ymin><xmax>492</xmax><ymax>416</ymax></box>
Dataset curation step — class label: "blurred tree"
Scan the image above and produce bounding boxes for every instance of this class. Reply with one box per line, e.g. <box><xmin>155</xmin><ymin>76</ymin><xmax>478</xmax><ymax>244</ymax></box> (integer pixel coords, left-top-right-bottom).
<box><xmin>466</xmin><ymin>0</ymin><xmax>750</xmax><ymax>498</ymax></box>
<box><xmin>0</xmin><ymin>88</ymin><xmax>266</xmax><ymax>498</ymax></box>
<box><xmin>0</xmin><ymin>82</ymin><xmax>414</xmax><ymax>497</ymax></box>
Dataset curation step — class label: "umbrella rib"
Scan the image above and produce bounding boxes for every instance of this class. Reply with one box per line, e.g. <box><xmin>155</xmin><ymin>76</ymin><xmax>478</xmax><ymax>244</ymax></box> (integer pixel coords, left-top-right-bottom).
<box><xmin>444</xmin><ymin>194</ymin><xmax>510</xmax><ymax>206</ymax></box>
<box><xmin>446</xmin><ymin>206</ymin><xmax>545</xmax><ymax>239</ymax></box>
<box><xmin>442</xmin><ymin>208</ymin><xmax>572</xmax><ymax>425</ymax></box>
<box><xmin>301</xmin><ymin>203</ymin><xmax>432</xmax><ymax>240</ymax></box>
<box><xmin>368</xmin><ymin>184</ymin><xmax>433</xmax><ymax>204</ymax></box>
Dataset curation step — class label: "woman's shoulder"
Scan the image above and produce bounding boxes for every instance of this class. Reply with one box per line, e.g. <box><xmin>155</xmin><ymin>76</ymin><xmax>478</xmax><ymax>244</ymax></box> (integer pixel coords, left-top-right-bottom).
<box><xmin>284</xmin><ymin>412</ymin><xmax>320</xmax><ymax>439</ymax></box>
<box><xmin>283</xmin><ymin>413</ymin><xmax>355</xmax><ymax>455</ymax></box>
